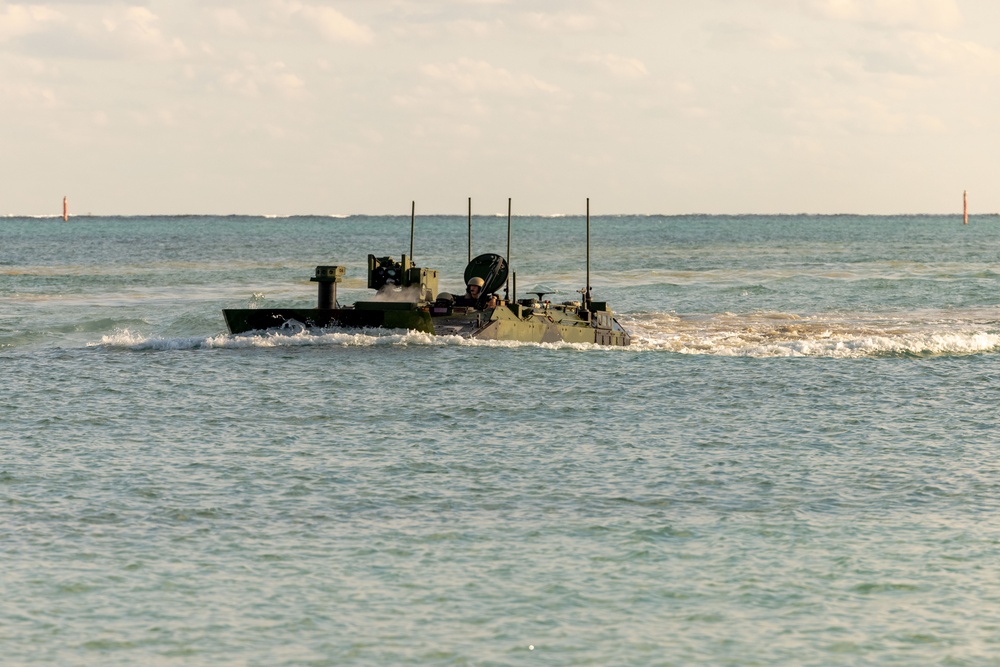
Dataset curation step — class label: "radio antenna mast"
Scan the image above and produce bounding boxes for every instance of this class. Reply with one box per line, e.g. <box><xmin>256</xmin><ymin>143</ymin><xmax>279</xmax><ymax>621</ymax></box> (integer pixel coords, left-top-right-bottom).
<box><xmin>586</xmin><ymin>198</ymin><xmax>591</xmax><ymax>303</ymax></box>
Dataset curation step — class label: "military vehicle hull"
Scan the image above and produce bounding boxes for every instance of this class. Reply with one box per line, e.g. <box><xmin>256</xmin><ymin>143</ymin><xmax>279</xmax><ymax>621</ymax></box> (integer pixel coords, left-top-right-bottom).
<box><xmin>431</xmin><ymin>300</ymin><xmax>629</xmax><ymax>345</ymax></box>
<box><xmin>224</xmin><ymin>300</ymin><xmax>631</xmax><ymax>346</ymax></box>
<box><xmin>223</xmin><ymin>250</ymin><xmax>631</xmax><ymax>346</ymax></box>
<box><xmin>224</xmin><ymin>303</ymin><xmax>435</xmax><ymax>336</ymax></box>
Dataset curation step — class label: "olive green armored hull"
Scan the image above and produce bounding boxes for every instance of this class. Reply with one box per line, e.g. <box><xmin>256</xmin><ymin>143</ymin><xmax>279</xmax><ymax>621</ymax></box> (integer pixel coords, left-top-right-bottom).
<box><xmin>224</xmin><ymin>303</ymin><xmax>434</xmax><ymax>337</ymax></box>
<box><xmin>430</xmin><ymin>302</ymin><xmax>630</xmax><ymax>346</ymax></box>
<box><xmin>223</xmin><ymin>253</ymin><xmax>631</xmax><ymax>346</ymax></box>
<box><xmin>224</xmin><ymin>300</ymin><xmax>630</xmax><ymax>346</ymax></box>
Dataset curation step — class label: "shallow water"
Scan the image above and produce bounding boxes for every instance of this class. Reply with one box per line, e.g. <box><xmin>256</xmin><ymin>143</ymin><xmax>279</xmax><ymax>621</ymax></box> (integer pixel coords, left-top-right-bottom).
<box><xmin>4</xmin><ymin>214</ymin><xmax>1000</xmax><ymax>665</ymax></box>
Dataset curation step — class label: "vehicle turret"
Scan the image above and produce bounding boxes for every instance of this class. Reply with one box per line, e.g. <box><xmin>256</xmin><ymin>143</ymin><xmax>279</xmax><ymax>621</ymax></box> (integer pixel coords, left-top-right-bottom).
<box><xmin>368</xmin><ymin>254</ymin><xmax>438</xmax><ymax>302</ymax></box>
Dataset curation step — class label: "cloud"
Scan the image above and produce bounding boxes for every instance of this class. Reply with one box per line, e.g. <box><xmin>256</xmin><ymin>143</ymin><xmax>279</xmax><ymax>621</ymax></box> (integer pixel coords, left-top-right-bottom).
<box><xmin>419</xmin><ymin>58</ymin><xmax>559</xmax><ymax>95</ymax></box>
<box><xmin>899</xmin><ymin>32</ymin><xmax>1000</xmax><ymax>76</ymax></box>
<box><xmin>705</xmin><ymin>21</ymin><xmax>796</xmax><ymax>52</ymax></box>
<box><xmin>0</xmin><ymin>4</ymin><xmax>66</xmax><ymax>42</ymax></box>
<box><xmin>99</xmin><ymin>7</ymin><xmax>187</xmax><ymax>59</ymax></box>
<box><xmin>273</xmin><ymin>1</ymin><xmax>373</xmax><ymax>44</ymax></box>
<box><xmin>0</xmin><ymin>80</ymin><xmax>57</xmax><ymax>108</ymax></box>
<box><xmin>0</xmin><ymin>4</ymin><xmax>186</xmax><ymax>60</ymax></box>
<box><xmin>820</xmin><ymin>30</ymin><xmax>1000</xmax><ymax>82</ymax></box>
<box><xmin>210</xmin><ymin>8</ymin><xmax>251</xmax><ymax>36</ymax></box>
<box><xmin>441</xmin><ymin>18</ymin><xmax>504</xmax><ymax>39</ymax></box>
<box><xmin>520</xmin><ymin>11</ymin><xmax>600</xmax><ymax>33</ymax></box>
<box><xmin>220</xmin><ymin>60</ymin><xmax>305</xmax><ymax>98</ymax></box>
<box><xmin>801</xmin><ymin>0</ymin><xmax>962</xmax><ymax>31</ymax></box>
<box><xmin>785</xmin><ymin>93</ymin><xmax>947</xmax><ymax>137</ymax></box>
<box><xmin>578</xmin><ymin>53</ymin><xmax>648</xmax><ymax>80</ymax></box>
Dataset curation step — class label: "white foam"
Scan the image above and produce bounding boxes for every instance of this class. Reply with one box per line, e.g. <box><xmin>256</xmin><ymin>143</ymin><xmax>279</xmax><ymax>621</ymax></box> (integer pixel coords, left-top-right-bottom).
<box><xmin>620</xmin><ymin>311</ymin><xmax>1000</xmax><ymax>358</ymax></box>
<box><xmin>90</xmin><ymin>311</ymin><xmax>1000</xmax><ymax>358</ymax></box>
<box><xmin>261</xmin><ymin>213</ymin><xmax>350</xmax><ymax>219</ymax></box>
<box><xmin>91</xmin><ymin>327</ymin><xmax>605</xmax><ymax>352</ymax></box>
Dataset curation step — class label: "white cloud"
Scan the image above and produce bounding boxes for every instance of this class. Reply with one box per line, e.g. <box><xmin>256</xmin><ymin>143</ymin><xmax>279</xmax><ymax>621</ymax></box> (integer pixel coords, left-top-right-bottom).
<box><xmin>128</xmin><ymin>108</ymin><xmax>179</xmax><ymax>129</ymax></box>
<box><xmin>0</xmin><ymin>4</ymin><xmax>186</xmax><ymax>60</ymax></box>
<box><xmin>444</xmin><ymin>18</ymin><xmax>504</xmax><ymax>38</ymax></box>
<box><xmin>817</xmin><ymin>29</ymin><xmax>1000</xmax><ymax>82</ymax></box>
<box><xmin>274</xmin><ymin>1</ymin><xmax>373</xmax><ymax>44</ymax></box>
<box><xmin>388</xmin><ymin>16</ymin><xmax>506</xmax><ymax>42</ymax></box>
<box><xmin>521</xmin><ymin>11</ymin><xmax>600</xmax><ymax>33</ymax></box>
<box><xmin>419</xmin><ymin>58</ymin><xmax>559</xmax><ymax>95</ymax></box>
<box><xmin>220</xmin><ymin>60</ymin><xmax>305</xmax><ymax>98</ymax></box>
<box><xmin>0</xmin><ymin>4</ymin><xmax>66</xmax><ymax>42</ymax></box>
<box><xmin>579</xmin><ymin>53</ymin><xmax>648</xmax><ymax>80</ymax></box>
<box><xmin>900</xmin><ymin>32</ymin><xmax>1000</xmax><ymax>76</ymax></box>
<box><xmin>211</xmin><ymin>8</ymin><xmax>251</xmax><ymax>36</ymax></box>
<box><xmin>784</xmin><ymin>92</ymin><xmax>947</xmax><ymax>137</ymax></box>
<box><xmin>0</xmin><ymin>80</ymin><xmax>57</xmax><ymax>108</ymax></box>
<box><xmin>705</xmin><ymin>21</ymin><xmax>797</xmax><ymax>52</ymax></box>
<box><xmin>99</xmin><ymin>7</ymin><xmax>187</xmax><ymax>60</ymax></box>
<box><xmin>802</xmin><ymin>0</ymin><xmax>963</xmax><ymax>31</ymax></box>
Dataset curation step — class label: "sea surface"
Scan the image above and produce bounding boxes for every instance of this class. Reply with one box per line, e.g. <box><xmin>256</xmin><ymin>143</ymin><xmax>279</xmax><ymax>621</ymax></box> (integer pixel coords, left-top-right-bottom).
<box><xmin>4</xmin><ymin>213</ymin><xmax>1000</xmax><ymax>666</ymax></box>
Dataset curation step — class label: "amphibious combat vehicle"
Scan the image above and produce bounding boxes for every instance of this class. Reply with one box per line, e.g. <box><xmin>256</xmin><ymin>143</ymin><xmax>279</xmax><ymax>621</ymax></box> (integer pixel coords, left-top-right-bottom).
<box><xmin>223</xmin><ymin>202</ymin><xmax>631</xmax><ymax>346</ymax></box>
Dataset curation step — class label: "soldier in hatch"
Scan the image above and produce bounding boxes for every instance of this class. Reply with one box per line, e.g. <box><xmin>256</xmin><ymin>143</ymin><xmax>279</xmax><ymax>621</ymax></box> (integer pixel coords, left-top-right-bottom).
<box><xmin>457</xmin><ymin>276</ymin><xmax>497</xmax><ymax>309</ymax></box>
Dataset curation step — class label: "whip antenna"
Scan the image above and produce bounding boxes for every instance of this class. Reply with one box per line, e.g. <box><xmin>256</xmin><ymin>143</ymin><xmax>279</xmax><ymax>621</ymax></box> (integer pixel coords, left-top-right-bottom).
<box><xmin>586</xmin><ymin>198</ymin><xmax>591</xmax><ymax>303</ymax></box>
<box><xmin>506</xmin><ymin>197</ymin><xmax>512</xmax><ymax>300</ymax></box>
<box><xmin>409</xmin><ymin>200</ymin><xmax>415</xmax><ymax>262</ymax></box>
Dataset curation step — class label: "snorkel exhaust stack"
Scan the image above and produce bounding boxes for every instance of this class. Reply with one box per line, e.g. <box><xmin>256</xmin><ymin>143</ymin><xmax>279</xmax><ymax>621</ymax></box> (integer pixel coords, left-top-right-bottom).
<box><xmin>311</xmin><ymin>265</ymin><xmax>345</xmax><ymax>309</ymax></box>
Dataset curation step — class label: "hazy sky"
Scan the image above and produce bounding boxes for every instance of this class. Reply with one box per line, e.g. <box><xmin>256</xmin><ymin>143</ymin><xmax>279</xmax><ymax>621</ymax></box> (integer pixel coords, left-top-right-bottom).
<box><xmin>3</xmin><ymin>0</ymin><xmax>999</xmax><ymax>215</ymax></box>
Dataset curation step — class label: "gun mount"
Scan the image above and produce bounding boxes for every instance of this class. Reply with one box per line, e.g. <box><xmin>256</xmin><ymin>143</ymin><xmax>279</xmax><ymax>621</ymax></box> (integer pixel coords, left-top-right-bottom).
<box><xmin>368</xmin><ymin>255</ymin><xmax>438</xmax><ymax>303</ymax></box>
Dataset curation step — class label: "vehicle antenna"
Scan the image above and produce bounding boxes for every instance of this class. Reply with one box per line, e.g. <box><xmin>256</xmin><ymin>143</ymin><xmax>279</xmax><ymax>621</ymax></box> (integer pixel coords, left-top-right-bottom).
<box><xmin>478</xmin><ymin>254</ymin><xmax>505</xmax><ymax>310</ymax></box>
<box><xmin>586</xmin><ymin>197</ymin><xmax>591</xmax><ymax>303</ymax></box>
<box><xmin>468</xmin><ymin>197</ymin><xmax>472</xmax><ymax>263</ymax></box>
<box><xmin>410</xmin><ymin>200</ymin><xmax>415</xmax><ymax>262</ymax></box>
<box><xmin>505</xmin><ymin>197</ymin><xmax>512</xmax><ymax>301</ymax></box>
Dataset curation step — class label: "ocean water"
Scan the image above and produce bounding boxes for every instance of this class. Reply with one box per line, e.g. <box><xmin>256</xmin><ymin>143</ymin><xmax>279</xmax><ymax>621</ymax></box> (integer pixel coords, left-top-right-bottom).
<box><xmin>4</xmin><ymin>213</ymin><xmax>1000</xmax><ymax>665</ymax></box>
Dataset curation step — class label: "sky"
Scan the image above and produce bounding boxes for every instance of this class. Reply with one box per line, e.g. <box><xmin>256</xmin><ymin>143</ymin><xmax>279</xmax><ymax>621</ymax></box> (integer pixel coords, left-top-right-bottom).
<box><xmin>2</xmin><ymin>0</ymin><xmax>1000</xmax><ymax>216</ymax></box>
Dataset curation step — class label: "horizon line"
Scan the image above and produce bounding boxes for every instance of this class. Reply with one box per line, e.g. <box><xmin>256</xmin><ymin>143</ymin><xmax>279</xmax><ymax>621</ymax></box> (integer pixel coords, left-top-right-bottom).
<box><xmin>4</xmin><ymin>211</ymin><xmax>996</xmax><ymax>219</ymax></box>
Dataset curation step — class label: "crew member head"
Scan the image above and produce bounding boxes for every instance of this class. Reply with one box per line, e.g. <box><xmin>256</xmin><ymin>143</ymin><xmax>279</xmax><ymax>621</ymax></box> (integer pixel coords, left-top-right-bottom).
<box><xmin>466</xmin><ymin>276</ymin><xmax>485</xmax><ymax>298</ymax></box>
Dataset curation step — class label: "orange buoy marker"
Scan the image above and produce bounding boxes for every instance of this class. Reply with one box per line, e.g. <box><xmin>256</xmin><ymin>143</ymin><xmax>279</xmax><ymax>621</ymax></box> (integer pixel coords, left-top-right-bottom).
<box><xmin>62</xmin><ymin>196</ymin><xmax>68</xmax><ymax>222</ymax></box>
<box><xmin>963</xmin><ymin>190</ymin><xmax>968</xmax><ymax>225</ymax></box>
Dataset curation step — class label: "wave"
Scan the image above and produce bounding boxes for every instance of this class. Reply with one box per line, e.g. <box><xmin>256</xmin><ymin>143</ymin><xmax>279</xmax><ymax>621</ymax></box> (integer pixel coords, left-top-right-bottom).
<box><xmin>89</xmin><ymin>310</ymin><xmax>1000</xmax><ymax>358</ymax></box>
<box><xmin>91</xmin><ymin>327</ymin><xmax>600</xmax><ymax>352</ymax></box>
<box><xmin>261</xmin><ymin>213</ymin><xmax>351</xmax><ymax>219</ymax></box>
<box><xmin>620</xmin><ymin>311</ymin><xmax>1000</xmax><ymax>358</ymax></box>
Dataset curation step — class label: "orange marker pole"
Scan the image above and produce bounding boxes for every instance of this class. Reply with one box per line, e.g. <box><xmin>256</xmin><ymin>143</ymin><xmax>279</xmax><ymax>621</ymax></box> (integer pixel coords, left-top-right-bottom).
<box><xmin>62</xmin><ymin>196</ymin><xmax>68</xmax><ymax>222</ymax></box>
<box><xmin>963</xmin><ymin>190</ymin><xmax>968</xmax><ymax>225</ymax></box>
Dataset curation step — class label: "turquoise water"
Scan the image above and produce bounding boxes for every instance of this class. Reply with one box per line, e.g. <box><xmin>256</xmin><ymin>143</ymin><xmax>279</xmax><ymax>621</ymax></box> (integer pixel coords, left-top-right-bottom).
<box><xmin>4</xmin><ymin>214</ymin><xmax>1000</xmax><ymax>665</ymax></box>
